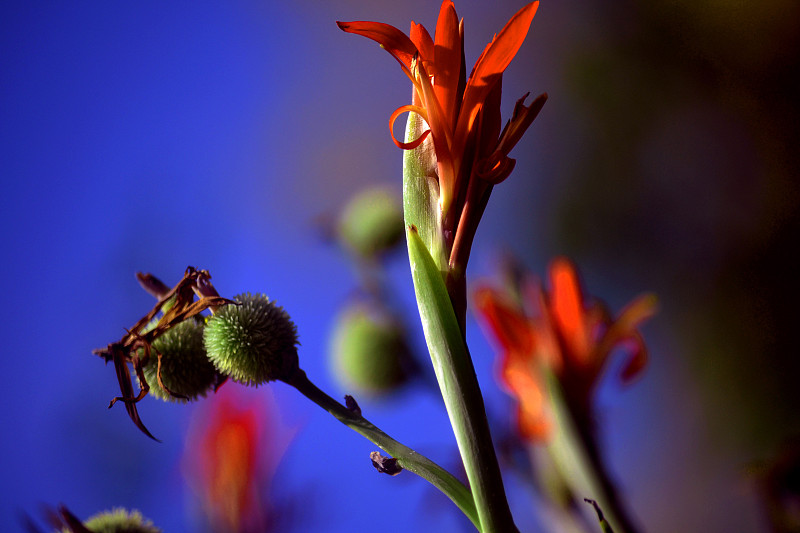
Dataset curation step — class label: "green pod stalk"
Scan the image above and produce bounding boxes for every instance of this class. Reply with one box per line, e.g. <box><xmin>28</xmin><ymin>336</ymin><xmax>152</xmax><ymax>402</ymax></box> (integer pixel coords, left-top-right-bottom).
<box><xmin>283</xmin><ymin>369</ymin><xmax>479</xmax><ymax>529</ymax></box>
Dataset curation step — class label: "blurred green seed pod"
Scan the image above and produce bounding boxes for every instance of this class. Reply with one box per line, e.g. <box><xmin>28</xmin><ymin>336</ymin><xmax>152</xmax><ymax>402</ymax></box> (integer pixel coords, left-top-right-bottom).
<box><xmin>140</xmin><ymin>318</ymin><xmax>217</xmax><ymax>403</ymax></box>
<box><xmin>60</xmin><ymin>508</ymin><xmax>161</xmax><ymax>533</ymax></box>
<box><xmin>204</xmin><ymin>293</ymin><xmax>299</xmax><ymax>385</ymax></box>
<box><xmin>338</xmin><ymin>187</ymin><xmax>404</xmax><ymax>259</ymax></box>
<box><xmin>330</xmin><ymin>303</ymin><xmax>412</xmax><ymax>398</ymax></box>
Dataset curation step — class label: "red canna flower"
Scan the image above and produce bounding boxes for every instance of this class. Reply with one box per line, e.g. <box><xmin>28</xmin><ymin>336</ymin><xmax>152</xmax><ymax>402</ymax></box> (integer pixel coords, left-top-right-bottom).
<box><xmin>338</xmin><ymin>2</ymin><xmax>547</xmax><ymax>275</ymax></box>
<box><xmin>473</xmin><ymin>257</ymin><xmax>657</xmax><ymax>442</ymax></box>
<box><xmin>184</xmin><ymin>387</ymin><xmax>291</xmax><ymax>533</ymax></box>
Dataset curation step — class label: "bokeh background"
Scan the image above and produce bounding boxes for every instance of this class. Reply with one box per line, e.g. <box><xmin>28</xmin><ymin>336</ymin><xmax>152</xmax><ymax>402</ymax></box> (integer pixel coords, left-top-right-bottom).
<box><xmin>2</xmin><ymin>0</ymin><xmax>799</xmax><ymax>531</ymax></box>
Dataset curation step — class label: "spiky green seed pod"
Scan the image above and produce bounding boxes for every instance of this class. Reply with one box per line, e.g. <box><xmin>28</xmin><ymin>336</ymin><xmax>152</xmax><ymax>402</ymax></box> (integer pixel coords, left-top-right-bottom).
<box><xmin>140</xmin><ymin>318</ymin><xmax>217</xmax><ymax>403</ymax></box>
<box><xmin>60</xmin><ymin>508</ymin><xmax>161</xmax><ymax>533</ymax></box>
<box><xmin>338</xmin><ymin>187</ymin><xmax>404</xmax><ymax>259</ymax></box>
<box><xmin>330</xmin><ymin>303</ymin><xmax>411</xmax><ymax>397</ymax></box>
<box><xmin>204</xmin><ymin>293</ymin><xmax>299</xmax><ymax>385</ymax></box>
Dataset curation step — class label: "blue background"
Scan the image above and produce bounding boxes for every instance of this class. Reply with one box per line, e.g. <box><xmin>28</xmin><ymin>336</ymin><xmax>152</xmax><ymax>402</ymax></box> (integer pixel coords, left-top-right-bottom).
<box><xmin>3</xmin><ymin>1</ymin><xmax>800</xmax><ymax>531</ymax></box>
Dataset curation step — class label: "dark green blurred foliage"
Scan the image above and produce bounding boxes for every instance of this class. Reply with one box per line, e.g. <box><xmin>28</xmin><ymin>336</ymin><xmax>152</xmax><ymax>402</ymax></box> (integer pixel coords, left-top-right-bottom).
<box><xmin>327</xmin><ymin>185</ymin><xmax>419</xmax><ymax>400</ymax></box>
<box><xmin>337</xmin><ymin>186</ymin><xmax>404</xmax><ymax>260</ymax></box>
<box><xmin>141</xmin><ymin>318</ymin><xmax>217</xmax><ymax>403</ymax></box>
<box><xmin>548</xmin><ymin>0</ymin><xmax>800</xmax><ymax>453</ymax></box>
<box><xmin>329</xmin><ymin>301</ymin><xmax>414</xmax><ymax>398</ymax></box>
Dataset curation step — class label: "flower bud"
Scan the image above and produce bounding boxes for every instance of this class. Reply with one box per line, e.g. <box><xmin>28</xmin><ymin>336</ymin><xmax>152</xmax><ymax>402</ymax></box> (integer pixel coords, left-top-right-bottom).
<box><xmin>338</xmin><ymin>187</ymin><xmax>404</xmax><ymax>259</ymax></box>
<box><xmin>204</xmin><ymin>293</ymin><xmax>299</xmax><ymax>385</ymax></box>
<box><xmin>66</xmin><ymin>508</ymin><xmax>161</xmax><ymax>533</ymax></box>
<box><xmin>140</xmin><ymin>318</ymin><xmax>217</xmax><ymax>403</ymax></box>
<box><xmin>330</xmin><ymin>303</ymin><xmax>411</xmax><ymax>397</ymax></box>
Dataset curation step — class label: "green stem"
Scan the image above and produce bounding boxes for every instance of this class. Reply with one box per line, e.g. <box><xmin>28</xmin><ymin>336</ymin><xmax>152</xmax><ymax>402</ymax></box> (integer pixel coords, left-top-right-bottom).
<box><xmin>406</xmin><ymin>227</ymin><xmax>519</xmax><ymax>533</ymax></box>
<box><xmin>283</xmin><ymin>368</ymin><xmax>480</xmax><ymax>530</ymax></box>
<box><xmin>545</xmin><ymin>371</ymin><xmax>640</xmax><ymax>533</ymax></box>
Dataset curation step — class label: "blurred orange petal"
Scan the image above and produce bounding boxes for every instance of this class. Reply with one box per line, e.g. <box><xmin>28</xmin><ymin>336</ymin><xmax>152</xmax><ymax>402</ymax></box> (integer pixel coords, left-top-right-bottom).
<box><xmin>549</xmin><ymin>257</ymin><xmax>592</xmax><ymax>364</ymax></box>
<box><xmin>473</xmin><ymin>285</ymin><xmax>534</xmax><ymax>355</ymax></box>
<box><xmin>504</xmin><ymin>362</ymin><xmax>550</xmax><ymax>440</ymax></box>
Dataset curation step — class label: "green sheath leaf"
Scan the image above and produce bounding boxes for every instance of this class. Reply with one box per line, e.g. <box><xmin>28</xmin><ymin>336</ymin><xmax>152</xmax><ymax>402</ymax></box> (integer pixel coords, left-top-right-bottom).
<box><xmin>406</xmin><ymin>225</ymin><xmax>517</xmax><ymax>532</ymax></box>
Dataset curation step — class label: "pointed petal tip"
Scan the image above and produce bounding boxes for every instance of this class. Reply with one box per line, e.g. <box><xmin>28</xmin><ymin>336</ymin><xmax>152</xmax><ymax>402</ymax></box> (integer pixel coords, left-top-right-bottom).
<box><xmin>336</xmin><ymin>20</ymin><xmax>418</xmax><ymax>68</ymax></box>
<box><xmin>550</xmin><ymin>256</ymin><xmax>577</xmax><ymax>278</ymax></box>
<box><xmin>623</xmin><ymin>292</ymin><xmax>659</xmax><ymax>325</ymax></box>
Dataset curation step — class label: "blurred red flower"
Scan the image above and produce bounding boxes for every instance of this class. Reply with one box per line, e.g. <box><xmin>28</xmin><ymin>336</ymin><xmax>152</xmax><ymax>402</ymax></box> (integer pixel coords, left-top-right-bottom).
<box><xmin>184</xmin><ymin>387</ymin><xmax>291</xmax><ymax>533</ymax></box>
<box><xmin>474</xmin><ymin>257</ymin><xmax>657</xmax><ymax>441</ymax></box>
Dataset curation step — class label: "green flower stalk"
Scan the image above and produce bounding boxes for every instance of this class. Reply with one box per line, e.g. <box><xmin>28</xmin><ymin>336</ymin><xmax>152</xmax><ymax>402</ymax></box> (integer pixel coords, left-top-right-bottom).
<box><xmin>340</xmin><ymin>2</ymin><xmax>546</xmax><ymax>531</ymax></box>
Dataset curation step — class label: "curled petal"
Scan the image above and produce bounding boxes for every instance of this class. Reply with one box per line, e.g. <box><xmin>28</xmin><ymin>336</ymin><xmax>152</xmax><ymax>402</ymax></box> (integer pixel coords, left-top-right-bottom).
<box><xmin>618</xmin><ymin>332</ymin><xmax>648</xmax><ymax>382</ymax></box>
<box><xmin>390</xmin><ymin>104</ymin><xmax>431</xmax><ymax>149</ymax></box>
<box><xmin>596</xmin><ymin>293</ymin><xmax>658</xmax><ymax>376</ymax></box>
<box><xmin>477</xmin><ymin>154</ymin><xmax>516</xmax><ymax>184</ymax></box>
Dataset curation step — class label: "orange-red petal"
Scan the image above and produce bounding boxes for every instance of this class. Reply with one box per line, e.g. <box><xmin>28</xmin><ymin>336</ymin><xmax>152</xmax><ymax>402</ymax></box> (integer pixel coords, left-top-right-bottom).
<box><xmin>413</xmin><ymin>58</ymin><xmax>457</xmax><ymax>210</ymax></box>
<box><xmin>410</xmin><ymin>21</ymin><xmax>434</xmax><ymax>62</ymax></box>
<box><xmin>497</xmin><ymin>92</ymin><xmax>547</xmax><ymax>154</ymax></box>
<box><xmin>337</xmin><ymin>20</ymin><xmax>418</xmax><ymax>70</ymax></box>
<box><xmin>433</xmin><ymin>0</ymin><xmax>462</xmax><ymax>130</ymax></box>
<box><xmin>452</xmin><ymin>1</ymin><xmax>539</xmax><ymax>161</ymax></box>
